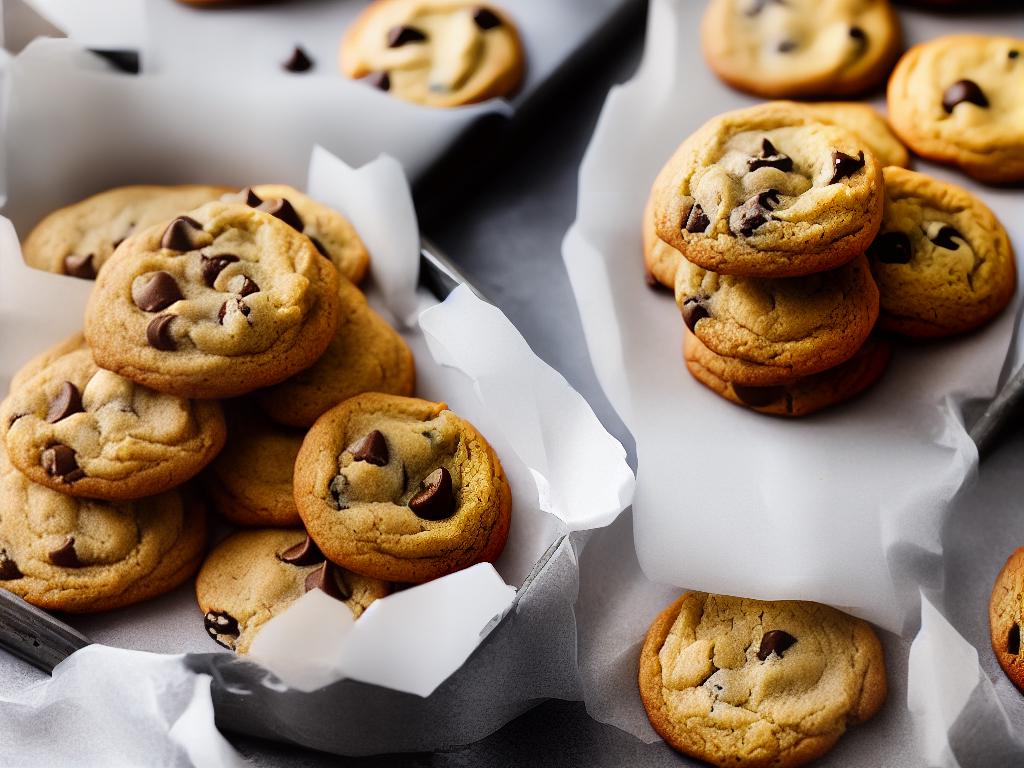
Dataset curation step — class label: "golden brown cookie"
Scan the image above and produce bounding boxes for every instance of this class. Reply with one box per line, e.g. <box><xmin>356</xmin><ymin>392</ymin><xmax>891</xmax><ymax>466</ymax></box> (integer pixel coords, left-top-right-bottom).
<box><xmin>989</xmin><ymin>547</ymin><xmax>1024</xmax><ymax>693</ymax></box>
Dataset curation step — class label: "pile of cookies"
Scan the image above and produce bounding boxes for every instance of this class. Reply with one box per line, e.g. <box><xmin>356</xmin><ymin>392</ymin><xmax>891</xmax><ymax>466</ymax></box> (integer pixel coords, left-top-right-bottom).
<box><xmin>1</xmin><ymin>185</ymin><xmax>511</xmax><ymax>655</ymax></box>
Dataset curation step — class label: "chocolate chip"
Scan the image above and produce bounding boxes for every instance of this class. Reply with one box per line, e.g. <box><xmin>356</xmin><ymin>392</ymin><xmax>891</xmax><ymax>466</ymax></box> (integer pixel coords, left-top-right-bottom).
<box><xmin>329</xmin><ymin>474</ymin><xmax>349</xmax><ymax>510</ymax></box>
<box><xmin>731</xmin><ymin>190</ymin><xmax>780</xmax><ymax>236</ymax></box>
<box><xmin>46</xmin><ymin>382</ymin><xmax>84</xmax><ymax>424</ymax></box>
<box><xmin>308</xmin><ymin>236</ymin><xmax>330</xmax><ymax>258</ymax></box>
<box><xmin>204</xmin><ymin>611</ymin><xmax>239</xmax><ymax>649</ymax></box>
<box><xmin>161</xmin><ymin>216</ymin><xmax>206</xmax><ymax>252</ymax></box>
<box><xmin>942</xmin><ymin>79</ymin><xmax>988</xmax><ymax>114</ymax></box>
<box><xmin>132</xmin><ymin>271</ymin><xmax>184</xmax><ymax>312</ymax></box>
<box><xmin>777</xmin><ymin>40</ymin><xmax>797</xmax><ymax>53</ymax></box>
<box><xmin>42</xmin><ymin>445</ymin><xmax>83</xmax><ymax>482</ymax></box>
<box><xmin>227</xmin><ymin>274</ymin><xmax>260</xmax><ymax>297</ymax></box>
<box><xmin>146</xmin><ymin>314</ymin><xmax>177</xmax><ymax>350</ymax></box>
<box><xmin>218</xmin><ymin>299</ymin><xmax>251</xmax><ymax>324</ymax></box>
<box><xmin>200</xmin><ymin>254</ymin><xmax>239</xmax><ymax>287</ymax></box>
<box><xmin>282</xmin><ymin>45</ymin><xmax>313</xmax><ymax>72</ymax></box>
<box><xmin>685</xmin><ymin>203</ymin><xmax>711</xmax><ymax>234</ymax></box>
<box><xmin>242</xmin><ymin>188</ymin><xmax>263</xmax><ymax>207</ymax></box>
<box><xmin>681</xmin><ymin>297</ymin><xmax>710</xmax><ymax>332</ymax></box>
<box><xmin>347</xmin><ymin>430</ymin><xmax>389</xmax><ymax>466</ymax></box>
<box><xmin>304</xmin><ymin>562</ymin><xmax>351</xmax><ymax>601</ymax></box>
<box><xmin>733</xmin><ymin>384</ymin><xmax>786</xmax><ymax>407</ymax></box>
<box><xmin>1010</xmin><ymin>50</ymin><xmax>1020</xmax><ymax>60</ymax></box>
<box><xmin>63</xmin><ymin>253</ymin><xmax>96</xmax><ymax>280</ymax></box>
<box><xmin>257</xmin><ymin>198</ymin><xmax>303</xmax><ymax>232</ymax></box>
<box><xmin>387</xmin><ymin>25</ymin><xmax>427</xmax><ymax>47</ymax></box>
<box><xmin>409</xmin><ymin>467</ymin><xmax>455</xmax><ymax>520</ymax></box>
<box><xmin>829</xmin><ymin>150</ymin><xmax>865</xmax><ymax>184</ymax></box>
<box><xmin>48</xmin><ymin>536</ymin><xmax>82</xmax><ymax>568</ymax></box>
<box><xmin>366</xmin><ymin>71</ymin><xmax>391</xmax><ymax>91</ymax></box>
<box><xmin>472</xmin><ymin>7</ymin><xmax>502</xmax><ymax>29</ymax></box>
<box><xmin>278</xmin><ymin>535</ymin><xmax>324</xmax><ymax>566</ymax></box>
<box><xmin>849</xmin><ymin>26</ymin><xmax>866</xmax><ymax>44</ymax></box>
<box><xmin>748</xmin><ymin>138</ymin><xmax>793</xmax><ymax>172</ymax></box>
<box><xmin>868</xmin><ymin>231</ymin><xmax>912</xmax><ymax>264</ymax></box>
<box><xmin>0</xmin><ymin>549</ymin><xmax>22</xmax><ymax>580</ymax></box>
<box><xmin>757</xmin><ymin>629</ymin><xmax>797</xmax><ymax>660</ymax></box>
<box><xmin>930</xmin><ymin>225</ymin><xmax>963</xmax><ymax>251</ymax></box>
<box><xmin>1009</xmin><ymin>623</ymin><xmax>1021</xmax><ymax>656</ymax></box>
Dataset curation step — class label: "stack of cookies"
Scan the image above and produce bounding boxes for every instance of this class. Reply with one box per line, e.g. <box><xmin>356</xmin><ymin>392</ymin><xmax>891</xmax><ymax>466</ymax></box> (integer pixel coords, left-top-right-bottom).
<box><xmin>2</xmin><ymin>185</ymin><xmax>512</xmax><ymax>656</ymax></box>
<box><xmin>645</xmin><ymin>101</ymin><xmax>1016</xmax><ymax>417</ymax></box>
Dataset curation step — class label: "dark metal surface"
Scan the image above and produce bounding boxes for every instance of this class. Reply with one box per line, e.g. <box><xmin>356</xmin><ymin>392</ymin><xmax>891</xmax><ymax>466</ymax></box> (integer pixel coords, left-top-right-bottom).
<box><xmin>0</xmin><ymin>591</ymin><xmax>89</xmax><ymax>674</ymax></box>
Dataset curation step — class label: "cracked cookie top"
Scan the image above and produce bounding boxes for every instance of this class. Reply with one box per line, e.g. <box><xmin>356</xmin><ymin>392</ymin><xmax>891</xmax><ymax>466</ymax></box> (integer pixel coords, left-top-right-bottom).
<box><xmin>293</xmin><ymin>393</ymin><xmax>511</xmax><ymax>583</ymax></box>
<box><xmin>653</xmin><ymin>103</ymin><xmax>884</xmax><ymax>278</ymax></box>
<box><xmin>867</xmin><ymin>167</ymin><xmax>1015</xmax><ymax>338</ymax></box>
<box><xmin>639</xmin><ymin>592</ymin><xmax>887</xmax><ymax>768</ymax></box>
<box><xmin>990</xmin><ymin>547</ymin><xmax>1024</xmax><ymax>694</ymax></box>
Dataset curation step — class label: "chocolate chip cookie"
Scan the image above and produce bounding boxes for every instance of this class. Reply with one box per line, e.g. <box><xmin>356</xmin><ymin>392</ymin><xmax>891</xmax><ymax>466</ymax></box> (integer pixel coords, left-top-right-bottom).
<box><xmin>868</xmin><ymin>167</ymin><xmax>1016</xmax><ymax>338</ymax></box>
<box><xmin>652</xmin><ymin>103</ymin><xmax>885</xmax><ymax>278</ymax></box>
<box><xmin>887</xmin><ymin>35</ymin><xmax>1024</xmax><ymax>183</ymax></box>
<box><xmin>685</xmin><ymin>331</ymin><xmax>892</xmax><ymax>416</ymax></box>
<box><xmin>196</xmin><ymin>529</ymin><xmax>390</xmax><ymax>653</ymax></box>
<box><xmin>701</xmin><ymin>0</ymin><xmax>902</xmax><ymax>99</ymax></box>
<box><xmin>2</xmin><ymin>336</ymin><xmax>226</xmax><ymax>501</ymax></box>
<box><xmin>340</xmin><ymin>0</ymin><xmax>525</xmax><ymax>108</ymax></box>
<box><xmin>293</xmin><ymin>393</ymin><xmax>511</xmax><ymax>583</ymax></box>
<box><xmin>21</xmin><ymin>185</ymin><xmax>231</xmax><ymax>280</ymax></box>
<box><xmin>639</xmin><ymin>592</ymin><xmax>888</xmax><ymax>768</ymax></box>
<box><xmin>990</xmin><ymin>547</ymin><xmax>1024</xmax><ymax>693</ymax></box>
<box><xmin>84</xmin><ymin>201</ymin><xmax>341</xmax><ymax>399</ymax></box>
<box><xmin>225</xmin><ymin>185</ymin><xmax>370</xmax><ymax>285</ymax></box>
<box><xmin>256</xmin><ymin>276</ymin><xmax>415</xmax><ymax>427</ymax></box>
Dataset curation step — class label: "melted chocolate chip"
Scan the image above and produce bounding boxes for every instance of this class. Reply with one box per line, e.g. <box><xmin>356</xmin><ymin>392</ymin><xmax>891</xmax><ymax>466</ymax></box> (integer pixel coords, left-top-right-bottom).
<box><xmin>472</xmin><ymin>7</ymin><xmax>502</xmax><ymax>29</ymax></box>
<box><xmin>1010</xmin><ymin>50</ymin><xmax>1020</xmax><ymax>60</ymax></box>
<box><xmin>161</xmin><ymin>216</ymin><xmax>206</xmax><ymax>252</ymax></box>
<box><xmin>304</xmin><ymin>562</ymin><xmax>351</xmax><ymax>601</ymax></box>
<box><xmin>681</xmin><ymin>297</ymin><xmax>710</xmax><ymax>332</ymax></box>
<box><xmin>279</xmin><ymin>536</ymin><xmax>324</xmax><ymax>566</ymax></box>
<box><xmin>366</xmin><ymin>72</ymin><xmax>391</xmax><ymax>91</ymax></box>
<box><xmin>46</xmin><ymin>382</ymin><xmax>84</xmax><ymax>424</ymax></box>
<box><xmin>732</xmin><ymin>190</ymin><xmax>780</xmax><ymax>236</ymax></box>
<box><xmin>347</xmin><ymin>430</ymin><xmax>389</xmax><ymax>466</ymax></box>
<box><xmin>746</xmin><ymin>0</ymin><xmax>784</xmax><ymax>15</ymax></box>
<box><xmin>930</xmin><ymin>225</ymin><xmax>963</xmax><ymax>251</ymax></box>
<box><xmin>42</xmin><ymin>445</ymin><xmax>83</xmax><ymax>482</ymax></box>
<box><xmin>849</xmin><ymin>26</ymin><xmax>866</xmax><ymax>44</ymax></box>
<box><xmin>132</xmin><ymin>271</ymin><xmax>184</xmax><ymax>312</ymax></box>
<box><xmin>748</xmin><ymin>138</ymin><xmax>793</xmax><ymax>173</ymax></box>
<box><xmin>200</xmin><ymin>254</ymin><xmax>239</xmax><ymax>287</ymax></box>
<box><xmin>757</xmin><ymin>629</ymin><xmax>797</xmax><ymax>660</ymax></box>
<box><xmin>387</xmin><ymin>25</ymin><xmax>428</xmax><ymax>48</ymax></box>
<box><xmin>777</xmin><ymin>40</ymin><xmax>797</xmax><ymax>53</ymax></box>
<box><xmin>228</xmin><ymin>275</ymin><xmax>260</xmax><ymax>297</ymax></box>
<box><xmin>146</xmin><ymin>314</ymin><xmax>177</xmax><ymax>350</ymax></box>
<box><xmin>829</xmin><ymin>150</ymin><xmax>865</xmax><ymax>184</ymax></box>
<box><xmin>63</xmin><ymin>253</ymin><xmax>96</xmax><ymax>280</ymax></box>
<box><xmin>1009</xmin><ymin>623</ymin><xmax>1021</xmax><ymax>656</ymax></box>
<box><xmin>0</xmin><ymin>549</ymin><xmax>22</xmax><ymax>580</ymax></box>
<box><xmin>868</xmin><ymin>231</ymin><xmax>912</xmax><ymax>264</ymax></box>
<box><xmin>409</xmin><ymin>467</ymin><xmax>455</xmax><ymax>520</ymax></box>
<box><xmin>257</xmin><ymin>198</ymin><xmax>304</xmax><ymax>232</ymax></box>
<box><xmin>218</xmin><ymin>299</ymin><xmax>251</xmax><ymax>324</ymax></box>
<box><xmin>282</xmin><ymin>46</ymin><xmax>313</xmax><ymax>73</ymax></box>
<box><xmin>942</xmin><ymin>80</ymin><xmax>988</xmax><ymax>114</ymax></box>
<box><xmin>732</xmin><ymin>384</ymin><xmax>786</xmax><ymax>407</ymax></box>
<box><xmin>242</xmin><ymin>188</ymin><xmax>263</xmax><ymax>207</ymax></box>
<box><xmin>685</xmin><ymin>203</ymin><xmax>711</xmax><ymax>234</ymax></box>
<box><xmin>204</xmin><ymin>611</ymin><xmax>239</xmax><ymax>649</ymax></box>
<box><xmin>48</xmin><ymin>536</ymin><xmax>82</xmax><ymax>568</ymax></box>
<box><xmin>329</xmin><ymin>474</ymin><xmax>350</xmax><ymax>510</ymax></box>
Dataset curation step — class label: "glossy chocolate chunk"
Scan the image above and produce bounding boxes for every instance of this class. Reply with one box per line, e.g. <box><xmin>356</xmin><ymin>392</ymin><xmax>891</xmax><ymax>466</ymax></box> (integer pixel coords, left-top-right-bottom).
<box><xmin>472</xmin><ymin>7</ymin><xmax>502</xmax><ymax>29</ymax></box>
<box><xmin>0</xmin><ymin>549</ymin><xmax>22</xmax><ymax>581</ymax></box>
<box><xmin>304</xmin><ymin>561</ymin><xmax>351</xmax><ymax>601</ymax></box>
<box><xmin>228</xmin><ymin>275</ymin><xmax>260</xmax><ymax>297</ymax></box>
<box><xmin>732</xmin><ymin>384</ymin><xmax>786</xmax><ymax>407</ymax></box>
<box><xmin>161</xmin><ymin>216</ymin><xmax>206</xmax><ymax>252</ymax></box>
<box><xmin>849</xmin><ymin>26</ymin><xmax>867</xmax><ymax>45</ymax></box>
<box><xmin>757</xmin><ymin>629</ymin><xmax>797</xmax><ymax>660</ymax></box>
<box><xmin>200</xmin><ymin>254</ymin><xmax>238</xmax><ymax>287</ymax></box>
<box><xmin>63</xmin><ymin>253</ymin><xmax>96</xmax><ymax>280</ymax></box>
<box><xmin>48</xmin><ymin>536</ymin><xmax>82</xmax><ymax>568</ymax></box>
<box><xmin>685</xmin><ymin>203</ymin><xmax>711</xmax><ymax>234</ymax></box>
<box><xmin>204</xmin><ymin>611</ymin><xmax>239</xmax><ymax>649</ymax></box>
<box><xmin>347</xmin><ymin>430</ymin><xmax>389</xmax><ymax>466</ymax></box>
<box><xmin>242</xmin><ymin>188</ymin><xmax>263</xmax><ymax>207</ymax></box>
<box><xmin>257</xmin><ymin>198</ymin><xmax>304</xmax><ymax>232</ymax></box>
<box><xmin>409</xmin><ymin>467</ymin><xmax>455</xmax><ymax>520</ymax></box>
<box><xmin>732</xmin><ymin>190</ymin><xmax>780</xmax><ymax>236</ymax></box>
<box><xmin>46</xmin><ymin>382</ymin><xmax>84</xmax><ymax>424</ymax></box>
<box><xmin>930</xmin><ymin>225</ymin><xmax>963</xmax><ymax>251</ymax></box>
<box><xmin>748</xmin><ymin>138</ymin><xmax>793</xmax><ymax>172</ymax></box>
<box><xmin>146</xmin><ymin>314</ymin><xmax>177</xmax><ymax>350</ymax></box>
<box><xmin>132</xmin><ymin>271</ymin><xmax>184</xmax><ymax>312</ymax></box>
<box><xmin>1009</xmin><ymin>623</ymin><xmax>1021</xmax><ymax>656</ymax></box>
<box><xmin>1010</xmin><ymin>50</ymin><xmax>1020</xmax><ymax>60</ymax></box>
<box><xmin>42</xmin><ymin>445</ymin><xmax>83</xmax><ymax>482</ymax></box>
<box><xmin>366</xmin><ymin>71</ymin><xmax>391</xmax><ymax>91</ymax></box>
<box><xmin>868</xmin><ymin>231</ymin><xmax>912</xmax><ymax>265</ymax></box>
<box><xmin>218</xmin><ymin>299</ymin><xmax>251</xmax><ymax>324</ymax></box>
<box><xmin>387</xmin><ymin>25</ymin><xmax>427</xmax><ymax>48</ymax></box>
<box><xmin>829</xmin><ymin>150</ymin><xmax>865</xmax><ymax>184</ymax></box>
<box><xmin>942</xmin><ymin>79</ymin><xmax>988</xmax><ymax>114</ymax></box>
<box><xmin>681</xmin><ymin>297</ymin><xmax>710</xmax><ymax>332</ymax></box>
<box><xmin>283</xmin><ymin>46</ymin><xmax>313</xmax><ymax>73</ymax></box>
<box><xmin>308</xmin><ymin>236</ymin><xmax>330</xmax><ymax>258</ymax></box>
<box><xmin>279</xmin><ymin>535</ymin><xmax>324</xmax><ymax>566</ymax></box>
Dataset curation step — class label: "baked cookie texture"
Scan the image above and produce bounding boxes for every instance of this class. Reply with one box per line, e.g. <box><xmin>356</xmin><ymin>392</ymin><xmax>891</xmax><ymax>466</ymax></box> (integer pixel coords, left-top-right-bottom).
<box><xmin>640</xmin><ymin>592</ymin><xmax>887</xmax><ymax>768</ymax></box>
<box><xmin>84</xmin><ymin>201</ymin><xmax>341</xmax><ymax>399</ymax></box>
<box><xmin>701</xmin><ymin>0</ymin><xmax>902</xmax><ymax>99</ymax></box>
<box><xmin>868</xmin><ymin>167</ymin><xmax>1016</xmax><ymax>338</ymax></box>
<box><xmin>256</xmin><ymin>276</ymin><xmax>416</xmax><ymax>427</ymax></box>
<box><xmin>340</xmin><ymin>0</ymin><xmax>524</xmax><ymax>108</ymax></box>
<box><xmin>294</xmin><ymin>393</ymin><xmax>511</xmax><ymax>583</ymax></box>
<box><xmin>990</xmin><ymin>547</ymin><xmax>1024</xmax><ymax>693</ymax></box>
<box><xmin>196</xmin><ymin>529</ymin><xmax>390</xmax><ymax>654</ymax></box>
<box><xmin>653</xmin><ymin>103</ymin><xmax>885</xmax><ymax>278</ymax></box>
<box><xmin>0</xmin><ymin>411</ymin><xmax>206</xmax><ymax>613</ymax></box>
<box><xmin>684</xmin><ymin>331</ymin><xmax>892</xmax><ymax>417</ymax></box>
<box><xmin>21</xmin><ymin>185</ymin><xmax>231</xmax><ymax>279</ymax></box>
<box><xmin>2</xmin><ymin>336</ymin><xmax>226</xmax><ymax>501</ymax></box>
<box><xmin>676</xmin><ymin>254</ymin><xmax>879</xmax><ymax>383</ymax></box>
<box><xmin>887</xmin><ymin>35</ymin><xmax>1024</xmax><ymax>183</ymax></box>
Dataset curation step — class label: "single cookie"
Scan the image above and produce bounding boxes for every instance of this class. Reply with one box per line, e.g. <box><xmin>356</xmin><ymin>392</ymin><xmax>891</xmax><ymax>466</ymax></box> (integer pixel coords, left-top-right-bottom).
<box><xmin>990</xmin><ymin>547</ymin><xmax>1024</xmax><ymax>693</ymax></box>
<box><xmin>224</xmin><ymin>185</ymin><xmax>370</xmax><ymax>285</ymax></box>
<box><xmin>887</xmin><ymin>35</ymin><xmax>1024</xmax><ymax>184</ymax></box>
<box><xmin>256</xmin><ymin>277</ymin><xmax>416</xmax><ymax>427</ymax></box>
<box><xmin>294</xmin><ymin>393</ymin><xmax>511</xmax><ymax>583</ymax></box>
<box><xmin>676</xmin><ymin>254</ymin><xmax>879</xmax><ymax>383</ymax></box>
<box><xmin>196</xmin><ymin>529</ymin><xmax>391</xmax><ymax>653</ymax></box>
<box><xmin>205</xmin><ymin>405</ymin><xmax>303</xmax><ymax>527</ymax></box>
<box><xmin>867</xmin><ymin>167</ymin><xmax>1016</xmax><ymax>338</ymax></box>
<box><xmin>21</xmin><ymin>185</ymin><xmax>231</xmax><ymax>280</ymax></box>
<box><xmin>653</xmin><ymin>103</ymin><xmax>885</xmax><ymax>278</ymax></box>
<box><xmin>685</xmin><ymin>331</ymin><xmax>892</xmax><ymax>416</ymax></box>
<box><xmin>701</xmin><ymin>0</ymin><xmax>902</xmax><ymax>99</ymax></box>
<box><xmin>340</xmin><ymin>0</ymin><xmax>525</xmax><ymax>108</ymax></box>
<box><xmin>84</xmin><ymin>201</ymin><xmax>341</xmax><ymax>399</ymax></box>
<box><xmin>0</xmin><ymin>412</ymin><xmax>207</xmax><ymax>613</ymax></box>
<box><xmin>639</xmin><ymin>592</ymin><xmax>888</xmax><ymax>768</ymax></box>
<box><xmin>2</xmin><ymin>336</ymin><xmax>226</xmax><ymax>501</ymax></box>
